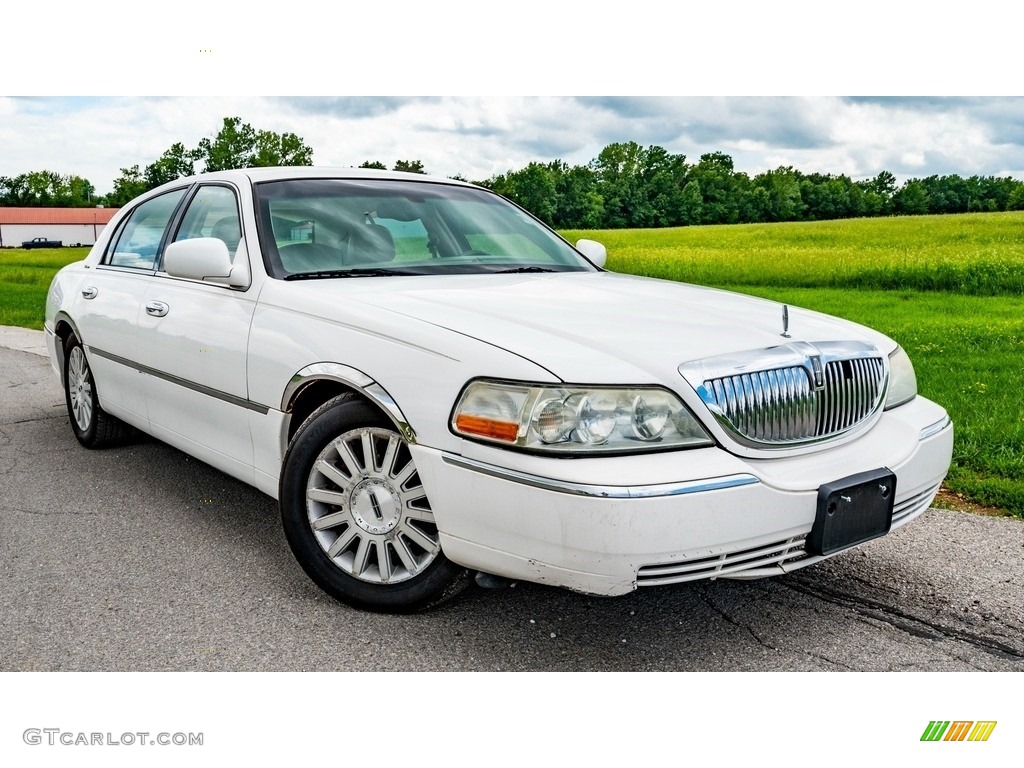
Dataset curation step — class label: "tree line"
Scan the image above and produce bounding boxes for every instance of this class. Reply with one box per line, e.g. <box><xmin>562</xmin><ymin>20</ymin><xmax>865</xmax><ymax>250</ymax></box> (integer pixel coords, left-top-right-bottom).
<box><xmin>480</xmin><ymin>144</ymin><xmax>1024</xmax><ymax>228</ymax></box>
<box><xmin>3</xmin><ymin>119</ymin><xmax>1024</xmax><ymax>227</ymax></box>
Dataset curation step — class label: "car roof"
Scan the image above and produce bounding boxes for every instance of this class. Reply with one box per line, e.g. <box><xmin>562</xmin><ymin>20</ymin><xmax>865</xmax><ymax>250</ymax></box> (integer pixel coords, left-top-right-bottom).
<box><xmin>167</xmin><ymin>166</ymin><xmax>476</xmax><ymax>189</ymax></box>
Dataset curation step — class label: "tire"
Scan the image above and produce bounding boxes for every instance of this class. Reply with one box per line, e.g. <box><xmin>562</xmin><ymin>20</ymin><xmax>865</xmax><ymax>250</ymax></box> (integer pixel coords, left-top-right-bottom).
<box><xmin>63</xmin><ymin>334</ymin><xmax>135</xmax><ymax>448</ymax></box>
<box><xmin>279</xmin><ymin>394</ymin><xmax>464</xmax><ymax>612</ymax></box>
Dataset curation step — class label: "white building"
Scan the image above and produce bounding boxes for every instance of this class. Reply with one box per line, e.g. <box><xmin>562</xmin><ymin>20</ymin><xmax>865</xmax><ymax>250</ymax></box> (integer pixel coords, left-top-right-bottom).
<box><xmin>0</xmin><ymin>207</ymin><xmax>120</xmax><ymax>248</ymax></box>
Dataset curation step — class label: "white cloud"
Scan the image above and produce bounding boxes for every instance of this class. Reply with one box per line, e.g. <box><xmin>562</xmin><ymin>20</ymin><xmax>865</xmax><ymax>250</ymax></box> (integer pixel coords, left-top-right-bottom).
<box><xmin>3</xmin><ymin>96</ymin><xmax>1024</xmax><ymax>194</ymax></box>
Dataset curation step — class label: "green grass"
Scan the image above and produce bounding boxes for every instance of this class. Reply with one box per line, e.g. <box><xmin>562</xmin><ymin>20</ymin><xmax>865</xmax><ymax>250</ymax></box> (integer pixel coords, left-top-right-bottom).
<box><xmin>563</xmin><ymin>211</ymin><xmax>1024</xmax><ymax>518</ymax></box>
<box><xmin>0</xmin><ymin>247</ymin><xmax>88</xmax><ymax>329</ymax></box>
<box><xmin>563</xmin><ymin>211</ymin><xmax>1024</xmax><ymax>295</ymax></box>
<box><xmin>729</xmin><ymin>288</ymin><xmax>1024</xmax><ymax>515</ymax></box>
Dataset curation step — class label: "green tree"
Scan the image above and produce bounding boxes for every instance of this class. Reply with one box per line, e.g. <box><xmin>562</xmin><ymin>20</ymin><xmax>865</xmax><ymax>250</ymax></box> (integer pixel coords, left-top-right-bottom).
<box><xmin>639</xmin><ymin>145</ymin><xmax>689</xmax><ymax>226</ymax></box>
<box><xmin>56</xmin><ymin>175</ymin><xmax>96</xmax><ymax>207</ymax></box>
<box><xmin>754</xmin><ymin>167</ymin><xmax>804</xmax><ymax>221</ymax></box>
<box><xmin>253</xmin><ymin>129</ymin><xmax>314</xmax><ymax>167</ymax></box>
<box><xmin>393</xmin><ymin>160</ymin><xmax>426</xmax><ymax>174</ymax></box>
<box><xmin>507</xmin><ymin>162</ymin><xmax>557</xmax><ymax>224</ymax></box>
<box><xmin>195</xmin><ymin>116</ymin><xmax>313</xmax><ymax>172</ymax></box>
<box><xmin>106</xmin><ymin>165</ymin><xmax>148</xmax><ymax>207</ymax></box>
<box><xmin>591</xmin><ymin>141</ymin><xmax>649</xmax><ymax>227</ymax></box>
<box><xmin>800</xmin><ymin>173</ymin><xmax>861</xmax><ymax>220</ymax></box>
<box><xmin>196</xmin><ymin>117</ymin><xmax>257</xmax><ymax>172</ymax></box>
<box><xmin>679</xmin><ymin>179</ymin><xmax>703</xmax><ymax>225</ymax></box>
<box><xmin>892</xmin><ymin>180</ymin><xmax>930</xmax><ymax>215</ymax></box>
<box><xmin>862</xmin><ymin>170</ymin><xmax>897</xmax><ymax>209</ymax></box>
<box><xmin>590</xmin><ymin>141</ymin><xmax>683</xmax><ymax>227</ymax></box>
<box><xmin>551</xmin><ymin>162</ymin><xmax>604</xmax><ymax>229</ymax></box>
<box><xmin>1007</xmin><ymin>184</ymin><xmax>1024</xmax><ymax>211</ymax></box>
<box><xmin>740</xmin><ymin>185</ymin><xmax>771</xmax><ymax>223</ymax></box>
<box><xmin>688</xmin><ymin>152</ymin><xmax>744</xmax><ymax>224</ymax></box>
<box><xmin>9</xmin><ymin>170</ymin><xmax>61</xmax><ymax>205</ymax></box>
<box><xmin>0</xmin><ymin>170</ymin><xmax>96</xmax><ymax>207</ymax></box>
<box><xmin>144</xmin><ymin>142</ymin><xmax>197</xmax><ymax>189</ymax></box>
<box><xmin>359</xmin><ymin>160</ymin><xmax>388</xmax><ymax>170</ymax></box>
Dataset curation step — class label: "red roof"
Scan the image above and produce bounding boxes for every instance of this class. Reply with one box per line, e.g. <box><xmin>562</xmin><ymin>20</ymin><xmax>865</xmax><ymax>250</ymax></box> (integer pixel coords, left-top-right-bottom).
<box><xmin>0</xmin><ymin>207</ymin><xmax>120</xmax><ymax>225</ymax></box>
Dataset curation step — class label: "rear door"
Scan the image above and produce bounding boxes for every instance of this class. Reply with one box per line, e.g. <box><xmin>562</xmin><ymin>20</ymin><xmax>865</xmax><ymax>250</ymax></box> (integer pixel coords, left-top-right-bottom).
<box><xmin>73</xmin><ymin>188</ymin><xmax>188</xmax><ymax>425</ymax></box>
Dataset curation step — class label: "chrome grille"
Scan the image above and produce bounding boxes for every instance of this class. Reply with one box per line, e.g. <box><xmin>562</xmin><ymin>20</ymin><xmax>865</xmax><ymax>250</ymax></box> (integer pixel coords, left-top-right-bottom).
<box><xmin>680</xmin><ymin>341</ymin><xmax>887</xmax><ymax>448</ymax></box>
<box><xmin>706</xmin><ymin>366</ymin><xmax>818</xmax><ymax>442</ymax></box>
<box><xmin>818</xmin><ymin>358</ymin><xmax>886</xmax><ymax>436</ymax></box>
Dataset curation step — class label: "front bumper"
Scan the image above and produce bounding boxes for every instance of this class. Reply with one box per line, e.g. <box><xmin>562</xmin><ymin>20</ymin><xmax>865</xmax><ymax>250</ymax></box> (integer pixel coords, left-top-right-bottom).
<box><xmin>411</xmin><ymin>395</ymin><xmax>953</xmax><ymax>596</ymax></box>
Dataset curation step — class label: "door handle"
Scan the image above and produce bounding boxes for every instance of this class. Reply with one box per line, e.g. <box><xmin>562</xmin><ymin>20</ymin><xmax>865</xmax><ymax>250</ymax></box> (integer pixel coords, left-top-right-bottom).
<box><xmin>81</xmin><ymin>286</ymin><xmax>98</xmax><ymax>299</ymax></box>
<box><xmin>145</xmin><ymin>300</ymin><xmax>170</xmax><ymax>317</ymax></box>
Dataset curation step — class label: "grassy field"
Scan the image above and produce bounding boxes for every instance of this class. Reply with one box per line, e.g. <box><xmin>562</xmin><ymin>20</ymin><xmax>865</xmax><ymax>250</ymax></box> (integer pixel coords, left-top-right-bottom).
<box><xmin>563</xmin><ymin>212</ymin><xmax>1024</xmax><ymax>295</ymax></box>
<box><xmin>0</xmin><ymin>247</ymin><xmax>88</xmax><ymax>329</ymax></box>
<box><xmin>3</xmin><ymin>212</ymin><xmax>1023</xmax><ymax>516</ymax></box>
<box><xmin>565</xmin><ymin>211</ymin><xmax>1024</xmax><ymax>518</ymax></box>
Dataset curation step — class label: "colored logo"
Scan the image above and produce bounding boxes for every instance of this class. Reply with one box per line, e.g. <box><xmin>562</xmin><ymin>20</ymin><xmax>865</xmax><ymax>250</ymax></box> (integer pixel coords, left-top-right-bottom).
<box><xmin>921</xmin><ymin>721</ymin><xmax>997</xmax><ymax>742</ymax></box>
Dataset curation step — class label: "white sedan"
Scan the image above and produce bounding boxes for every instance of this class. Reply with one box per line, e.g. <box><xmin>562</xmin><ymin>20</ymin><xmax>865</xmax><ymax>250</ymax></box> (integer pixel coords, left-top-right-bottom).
<box><xmin>45</xmin><ymin>168</ymin><xmax>953</xmax><ymax>611</ymax></box>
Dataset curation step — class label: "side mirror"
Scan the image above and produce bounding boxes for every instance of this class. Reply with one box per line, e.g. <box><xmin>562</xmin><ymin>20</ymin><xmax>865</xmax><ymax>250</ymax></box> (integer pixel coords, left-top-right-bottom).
<box><xmin>164</xmin><ymin>238</ymin><xmax>236</xmax><ymax>285</ymax></box>
<box><xmin>576</xmin><ymin>238</ymin><xmax>607</xmax><ymax>269</ymax></box>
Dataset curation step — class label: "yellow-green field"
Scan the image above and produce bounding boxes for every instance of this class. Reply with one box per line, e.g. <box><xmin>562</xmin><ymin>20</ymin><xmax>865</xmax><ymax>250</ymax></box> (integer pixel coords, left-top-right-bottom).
<box><xmin>564</xmin><ymin>211</ymin><xmax>1024</xmax><ymax>294</ymax></box>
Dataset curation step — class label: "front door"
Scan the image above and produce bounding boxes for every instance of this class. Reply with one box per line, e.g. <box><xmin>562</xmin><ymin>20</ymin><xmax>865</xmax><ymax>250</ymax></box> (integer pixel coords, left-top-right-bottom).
<box><xmin>134</xmin><ymin>184</ymin><xmax>258</xmax><ymax>484</ymax></box>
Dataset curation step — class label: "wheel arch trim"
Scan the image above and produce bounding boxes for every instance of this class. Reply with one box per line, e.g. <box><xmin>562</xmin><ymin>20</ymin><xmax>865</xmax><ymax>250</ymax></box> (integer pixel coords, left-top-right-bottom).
<box><xmin>52</xmin><ymin>312</ymin><xmax>84</xmax><ymax>384</ymax></box>
<box><xmin>282</xmin><ymin>363</ymin><xmax>418</xmax><ymax>445</ymax></box>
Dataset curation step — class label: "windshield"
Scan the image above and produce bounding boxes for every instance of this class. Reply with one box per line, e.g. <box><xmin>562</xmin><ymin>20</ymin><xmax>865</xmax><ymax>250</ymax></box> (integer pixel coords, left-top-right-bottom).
<box><xmin>254</xmin><ymin>178</ymin><xmax>595</xmax><ymax>278</ymax></box>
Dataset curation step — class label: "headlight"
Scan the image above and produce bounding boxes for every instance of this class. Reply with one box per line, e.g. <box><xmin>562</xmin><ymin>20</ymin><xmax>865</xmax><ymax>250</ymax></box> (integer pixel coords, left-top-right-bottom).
<box><xmin>884</xmin><ymin>345</ymin><xmax>917</xmax><ymax>410</ymax></box>
<box><xmin>452</xmin><ymin>380</ymin><xmax>714</xmax><ymax>454</ymax></box>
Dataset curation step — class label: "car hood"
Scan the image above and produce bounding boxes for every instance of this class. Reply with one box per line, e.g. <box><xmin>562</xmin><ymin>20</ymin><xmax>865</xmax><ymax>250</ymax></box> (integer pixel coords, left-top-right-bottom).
<box><xmin>279</xmin><ymin>271</ymin><xmax>894</xmax><ymax>385</ymax></box>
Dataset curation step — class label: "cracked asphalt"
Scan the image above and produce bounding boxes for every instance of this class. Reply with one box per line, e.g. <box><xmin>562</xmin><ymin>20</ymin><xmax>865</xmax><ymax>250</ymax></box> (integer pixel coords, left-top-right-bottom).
<box><xmin>1</xmin><ymin>344</ymin><xmax>1022</xmax><ymax>671</ymax></box>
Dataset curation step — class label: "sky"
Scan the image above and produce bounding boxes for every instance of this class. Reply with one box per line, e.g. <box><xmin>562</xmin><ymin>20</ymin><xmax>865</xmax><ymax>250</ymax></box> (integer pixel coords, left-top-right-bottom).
<box><xmin>3</xmin><ymin>2</ymin><xmax>1022</xmax><ymax>196</ymax></box>
<box><xmin>3</xmin><ymin>95</ymin><xmax>1023</xmax><ymax>196</ymax></box>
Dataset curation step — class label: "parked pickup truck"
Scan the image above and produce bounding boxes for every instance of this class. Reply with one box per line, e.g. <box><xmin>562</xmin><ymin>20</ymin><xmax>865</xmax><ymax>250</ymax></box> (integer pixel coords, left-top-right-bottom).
<box><xmin>21</xmin><ymin>237</ymin><xmax>63</xmax><ymax>249</ymax></box>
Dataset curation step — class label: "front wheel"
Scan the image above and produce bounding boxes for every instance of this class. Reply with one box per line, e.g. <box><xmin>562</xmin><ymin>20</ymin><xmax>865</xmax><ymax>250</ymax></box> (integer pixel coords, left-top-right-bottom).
<box><xmin>279</xmin><ymin>395</ymin><xmax>464</xmax><ymax>612</ymax></box>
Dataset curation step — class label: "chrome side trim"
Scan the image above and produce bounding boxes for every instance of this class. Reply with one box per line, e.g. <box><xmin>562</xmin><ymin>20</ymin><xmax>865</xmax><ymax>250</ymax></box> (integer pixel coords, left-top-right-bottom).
<box><xmin>442</xmin><ymin>453</ymin><xmax>759</xmax><ymax>498</ymax></box>
<box><xmin>87</xmin><ymin>346</ymin><xmax>270</xmax><ymax>414</ymax></box>
<box><xmin>282</xmin><ymin>362</ymin><xmax>417</xmax><ymax>444</ymax></box>
<box><xmin>919</xmin><ymin>414</ymin><xmax>952</xmax><ymax>441</ymax></box>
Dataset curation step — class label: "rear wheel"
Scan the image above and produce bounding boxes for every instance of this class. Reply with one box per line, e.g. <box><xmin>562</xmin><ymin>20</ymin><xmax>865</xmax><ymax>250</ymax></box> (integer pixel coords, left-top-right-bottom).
<box><xmin>63</xmin><ymin>334</ymin><xmax>135</xmax><ymax>448</ymax></box>
<box><xmin>280</xmin><ymin>395</ymin><xmax>464</xmax><ymax>612</ymax></box>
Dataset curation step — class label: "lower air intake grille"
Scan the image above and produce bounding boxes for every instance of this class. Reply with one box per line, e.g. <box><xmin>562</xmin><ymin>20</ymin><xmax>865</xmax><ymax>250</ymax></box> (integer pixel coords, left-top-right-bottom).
<box><xmin>636</xmin><ymin>482</ymin><xmax>940</xmax><ymax>587</ymax></box>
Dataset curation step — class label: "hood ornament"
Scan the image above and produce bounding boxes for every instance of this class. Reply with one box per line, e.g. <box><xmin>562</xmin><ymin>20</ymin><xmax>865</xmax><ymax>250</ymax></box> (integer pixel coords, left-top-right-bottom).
<box><xmin>781</xmin><ymin>304</ymin><xmax>791</xmax><ymax>338</ymax></box>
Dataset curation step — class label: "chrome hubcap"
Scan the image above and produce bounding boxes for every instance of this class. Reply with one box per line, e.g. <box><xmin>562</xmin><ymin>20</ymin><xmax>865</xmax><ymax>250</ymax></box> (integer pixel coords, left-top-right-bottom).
<box><xmin>67</xmin><ymin>346</ymin><xmax>93</xmax><ymax>431</ymax></box>
<box><xmin>350</xmin><ymin>478</ymin><xmax>402</xmax><ymax>535</ymax></box>
<box><xmin>306</xmin><ymin>427</ymin><xmax>440</xmax><ymax>584</ymax></box>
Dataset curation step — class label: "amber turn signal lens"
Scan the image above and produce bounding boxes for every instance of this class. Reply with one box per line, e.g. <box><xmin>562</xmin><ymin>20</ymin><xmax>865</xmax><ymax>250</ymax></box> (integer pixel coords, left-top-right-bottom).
<box><xmin>454</xmin><ymin>414</ymin><xmax>520</xmax><ymax>443</ymax></box>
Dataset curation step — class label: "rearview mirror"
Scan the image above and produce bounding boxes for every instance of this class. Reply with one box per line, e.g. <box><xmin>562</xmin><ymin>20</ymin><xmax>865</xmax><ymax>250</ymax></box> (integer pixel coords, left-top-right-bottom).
<box><xmin>576</xmin><ymin>238</ymin><xmax>607</xmax><ymax>269</ymax></box>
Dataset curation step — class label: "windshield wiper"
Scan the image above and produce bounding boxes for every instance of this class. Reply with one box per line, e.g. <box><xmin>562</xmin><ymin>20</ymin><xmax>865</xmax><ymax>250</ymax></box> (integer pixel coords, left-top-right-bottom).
<box><xmin>284</xmin><ymin>268</ymin><xmax>419</xmax><ymax>280</ymax></box>
<box><xmin>491</xmin><ymin>266</ymin><xmax>558</xmax><ymax>274</ymax></box>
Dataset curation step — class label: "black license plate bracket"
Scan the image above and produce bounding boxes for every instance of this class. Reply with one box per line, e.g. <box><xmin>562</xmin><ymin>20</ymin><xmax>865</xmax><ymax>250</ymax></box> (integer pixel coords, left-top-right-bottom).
<box><xmin>807</xmin><ymin>468</ymin><xmax>897</xmax><ymax>556</ymax></box>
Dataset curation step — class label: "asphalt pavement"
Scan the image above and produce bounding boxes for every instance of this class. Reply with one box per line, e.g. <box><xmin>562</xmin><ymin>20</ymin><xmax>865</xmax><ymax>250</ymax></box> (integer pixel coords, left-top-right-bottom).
<box><xmin>1</xmin><ymin>331</ymin><xmax>1022</xmax><ymax>671</ymax></box>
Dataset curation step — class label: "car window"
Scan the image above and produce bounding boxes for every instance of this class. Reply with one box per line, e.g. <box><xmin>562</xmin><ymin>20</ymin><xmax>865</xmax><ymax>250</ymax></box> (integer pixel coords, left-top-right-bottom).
<box><xmin>254</xmin><ymin>179</ymin><xmax>595</xmax><ymax>278</ymax></box>
<box><xmin>106</xmin><ymin>189</ymin><xmax>187</xmax><ymax>270</ymax></box>
<box><xmin>171</xmin><ymin>185</ymin><xmax>242</xmax><ymax>263</ymax></box>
